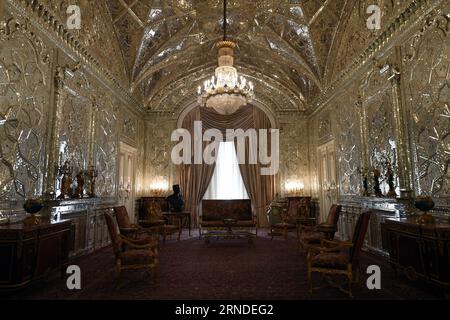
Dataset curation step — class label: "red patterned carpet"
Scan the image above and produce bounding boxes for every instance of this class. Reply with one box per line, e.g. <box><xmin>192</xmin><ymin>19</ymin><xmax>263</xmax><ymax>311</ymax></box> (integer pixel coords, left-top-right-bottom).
<box><xmin>11</xmin><ymin>232</ymin><xmax>443</xmax><ymax>300</ymax></box>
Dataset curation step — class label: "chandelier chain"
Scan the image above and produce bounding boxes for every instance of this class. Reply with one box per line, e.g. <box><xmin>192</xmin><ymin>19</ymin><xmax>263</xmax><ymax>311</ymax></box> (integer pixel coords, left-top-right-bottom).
<box><xmin>197</xmin><ymin>0</ymin><xmax>254</xmax><ymax>115</ymax></box>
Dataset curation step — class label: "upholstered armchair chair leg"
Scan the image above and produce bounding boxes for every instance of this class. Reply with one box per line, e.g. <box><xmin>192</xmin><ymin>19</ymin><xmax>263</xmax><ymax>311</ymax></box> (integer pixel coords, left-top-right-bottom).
<box><xmin>115</xmin><ymin>262</ymin><xmax>122</xmax><ymax>289</ymax></box>
<box><xmin>347</xmin><ymin>265</ymin><xmax>354</xmax><ymax>298</ymax></box>
<box><xmin>307</xmin><ymin>252</ymin><xmax>313</xmax><ymax>295</ymax></box>
<box><xmin>308</xmin><ymin>272</ymin><xmax>313</xmax><ymax>295</ymax></box>
<box><xmin>353</xmin><ymin>267</ymin><xmax>361</xmax><ymax>284</ymax></box>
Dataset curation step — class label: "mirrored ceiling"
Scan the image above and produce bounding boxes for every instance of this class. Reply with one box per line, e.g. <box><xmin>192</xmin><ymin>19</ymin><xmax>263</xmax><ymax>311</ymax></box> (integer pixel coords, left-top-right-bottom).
<box><xmin>103</xmin><ymin>0</ymin><xmax>410</xmax><ymax>114</ymax></box>
<box><xmin>103</xmin><ymin>0</ymin><xmax>349</xmax><ymax>113</ymax></box>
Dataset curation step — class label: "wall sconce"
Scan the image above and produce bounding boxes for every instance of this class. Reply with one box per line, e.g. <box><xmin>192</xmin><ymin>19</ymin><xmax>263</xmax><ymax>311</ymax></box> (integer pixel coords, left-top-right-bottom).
<box><xmin>285</xmin><ymin>180</ymin><xmax>305</xmax><ymax>196</ymax></box>
<box><xmin>149</xmin><ymin>180</ymin><xmax>169</xmax><ymax>197</ymax></box>
<box><xmin>118</xmin><ymin>181</ymin><xmax>131</xmax><ymax>201</ymax></box>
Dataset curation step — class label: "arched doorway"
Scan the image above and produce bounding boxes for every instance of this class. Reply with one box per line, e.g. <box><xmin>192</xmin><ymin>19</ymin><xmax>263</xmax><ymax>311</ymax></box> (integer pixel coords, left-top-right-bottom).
<box><xmin>174</xmin><ymin>104</ymin><xmax>279</xmax><ymax>227</ymax></box>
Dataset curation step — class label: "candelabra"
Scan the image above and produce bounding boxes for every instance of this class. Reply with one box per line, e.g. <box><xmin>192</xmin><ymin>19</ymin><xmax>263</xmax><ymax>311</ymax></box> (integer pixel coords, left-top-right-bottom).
<box><xmin>358</xmin><ymin>167</ymin><xmax>370</xmax><ymax>196</ymax></box>
<box><xmin>87</xmin><ymin>166</ymin><xmax>98</xmax><ymax>198</ymax></box>
<box><xmin>373</xmin><ymin>169</ymin><xmax>383</xmax><ymax>197</ymax></box>
<box><xmin>150</xmin><ymin>188</ymin><xmax>166</xmax><ymax>197</ymax></box>
<box><xmin>386</xmin><ymin>162</ymin><xmax>397</xmax><ymax>198</ymax></box>
<box><xmin>119</xmin><ymin>182</ymin><xmax>131</xmax><ymax>201</ymax></box>
<box><xmin>324</xmin><ymin>181</ymin><xmax>337</xmax><ymax>201</ymax></box>
<box><xmin>149</xmin><ymin>180</ymin><xmax>169</xmax><ymax>197</ymax></box>
<box><xmin>74</xmin><ymin>170</ymin><xmax>85</xmax><ymax>199</ymax></box>
<box><xmin>57</xmin><ymin>160</ymin><xmax>73</xmax><ymax>200</ymax></box>
<box><xmin>284</xmin><ymin>180</ymin><xmax>305</xmax><ymax>196</ymax></box>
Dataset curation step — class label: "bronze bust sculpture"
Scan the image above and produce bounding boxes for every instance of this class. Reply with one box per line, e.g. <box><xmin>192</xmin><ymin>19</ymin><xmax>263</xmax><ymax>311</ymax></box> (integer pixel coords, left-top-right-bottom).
<box><xmin>166</xmin><ymin>184</ymin><xmax>184</xmax><ymax>212</ymax></box>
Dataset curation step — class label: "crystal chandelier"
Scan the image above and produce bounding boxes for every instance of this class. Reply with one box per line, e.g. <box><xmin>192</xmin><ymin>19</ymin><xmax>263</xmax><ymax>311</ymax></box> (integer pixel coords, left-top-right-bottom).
<box><xmin>197</xmin><ymin>0</ymin><xmax>254</xmax><ymax>115</ymax></box>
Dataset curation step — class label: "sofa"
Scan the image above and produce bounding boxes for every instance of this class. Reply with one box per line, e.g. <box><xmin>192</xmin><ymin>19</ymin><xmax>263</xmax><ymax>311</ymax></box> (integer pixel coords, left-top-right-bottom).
<box><xmin>199</xmin><ymin>199</ymin><xmax>257</xmax><ymax>237</ymax></box>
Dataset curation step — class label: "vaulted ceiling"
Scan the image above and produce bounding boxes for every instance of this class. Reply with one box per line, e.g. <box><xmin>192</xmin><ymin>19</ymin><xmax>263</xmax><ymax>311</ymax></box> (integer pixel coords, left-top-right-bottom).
<box><xmin>38</xmin><ymin>0</ymin><xmax>410</xmax><ymax>115</ymax></box>
<box><xmin>105</xmin><ymin>0</ymin><xmax>355</xmax><ymax>113</ymax></box>
<box><xmin>36</xmin><ymin>0</ymin><xmax>414</xmax><ymax>114</ymax></box>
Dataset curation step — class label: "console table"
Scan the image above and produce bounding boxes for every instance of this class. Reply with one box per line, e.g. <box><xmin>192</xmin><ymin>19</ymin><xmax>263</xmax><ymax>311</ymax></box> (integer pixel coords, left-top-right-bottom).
<box><xmin>382</xmin><ymin>217</ymin><xmax>450</xmax><ymax>293</ymax></box>
<box><xmin>0</xmin><ymin>220</ymin><xmax>73</xmax><ymax>290</ymax></box>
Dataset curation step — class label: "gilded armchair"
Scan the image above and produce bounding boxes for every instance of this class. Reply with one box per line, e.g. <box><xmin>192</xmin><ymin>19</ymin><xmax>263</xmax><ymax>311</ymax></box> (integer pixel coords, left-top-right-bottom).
<box><xmin>114</xmin><ymin>206</ymin><xmax>158</xmax><ymax>240</ymax></box>
<box><xmin>139</xmin><ymin>201</ymin><xmax>180</xmax><ymax>243</ymax></box>
<box><xmin>268</xmin><ymin>196</ymin><xmax>311</xmax><ymax>240</ymax></box>
<box><xmin>299</xmin><ymin>204</ymin><xmax>342</xmax><ymax>249</ymax></box>
<box><xmin>104</xmin><ymin>212</ymin><xmax>159</xmax><ymax>286</ymax></box>
<box><xmin>306</xmin><ymin>210</ymin><xmax>371</xmax><ymax>298</ymax></box>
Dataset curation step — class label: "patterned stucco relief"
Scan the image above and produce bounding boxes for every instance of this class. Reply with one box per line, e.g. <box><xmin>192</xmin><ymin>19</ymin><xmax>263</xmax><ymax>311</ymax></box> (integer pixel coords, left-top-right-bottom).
<box><xmin>40</xmin><ymin>0</ymin><xmax>128</xmax><ymax>85</ymax></box>
<box><xmin>279</xmin><ymin>116</ymin><xmax>309</xmax><ymax>195</ymax></box>
<box><xmin>336</xmin><ymin>90</ymin><xmax>362</xmax><ymax>196</ymax></box>
<box><xmin>404</xmin><ymin>10</ymin><xmax>450</xmax><ymax>200</ymax></box>
<box><xmin>57</xmin><ymin>67</ymin><xmax>91</xmax><ymax>173</ymax></box>
<box><xmin>145</xmin><ymin>116</ymin><xmax>176</xmax><ymax>194</ymax></box>
<box><xmin>330</xmin><ymin>0</ymin><xmax>413</xmax><ymax>82</ymax></box>
<box><xmin>94</xmin><ymin>94</ymin><xmax>119</xmax><ymax>198</ymax></box>
<box><xmin>0</xmin><ymin>17</ymin><xmax>51</xmax><ymax>200</ymax></box>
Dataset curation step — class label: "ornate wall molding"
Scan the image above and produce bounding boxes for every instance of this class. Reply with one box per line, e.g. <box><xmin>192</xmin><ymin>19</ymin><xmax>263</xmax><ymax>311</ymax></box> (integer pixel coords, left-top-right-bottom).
<box><xmin>6</xmin><ymin>0</ymin><xmax>145</xmax><ymax>115</ymax></box>
<box><xmin>403</xmin><ymin>8</ymin><xmax>450</xmax><ymax>205</ymax></box>
<box><xmin>309</xmin><ymin>0</ymin><xmax>446</xmax><ymax>117</ymax></box>
<box><xmin>0</xmin><ymin>16</ymin><xmax>51</xmax><ymax>201</ymax></box>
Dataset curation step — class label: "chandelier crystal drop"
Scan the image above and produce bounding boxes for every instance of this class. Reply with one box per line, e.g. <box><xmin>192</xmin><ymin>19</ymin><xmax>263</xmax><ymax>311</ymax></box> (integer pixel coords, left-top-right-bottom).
<box><xmin>197</xmin><ymin>1</ymin><xmax>254</xmax><ymax>115</ymax></box>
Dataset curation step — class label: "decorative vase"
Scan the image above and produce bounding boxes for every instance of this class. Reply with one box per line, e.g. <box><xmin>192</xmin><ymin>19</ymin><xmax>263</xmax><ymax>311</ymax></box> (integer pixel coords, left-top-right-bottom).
<box><xmin>386</xmin><ymin>164</ymin><xmax>397</xmax><ymax>198</ymax></box>
<box><xmin>414</xmin><ymin>196</ymin><xmax>435</xmax><ymax>224</ymax></box>
<box><xmin>23</xmin><ymin>198</ymin><xmax>44</xmax><ymax>214</ymax></box>
<box><xmin>23</xmin><ymin>198</ymin><xmax>44</xmax><ymax>227</ymax></box>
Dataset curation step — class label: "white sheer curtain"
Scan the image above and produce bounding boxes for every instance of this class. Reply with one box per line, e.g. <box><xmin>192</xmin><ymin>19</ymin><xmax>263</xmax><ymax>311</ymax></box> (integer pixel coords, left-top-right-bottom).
<box><xmin>203</xmin><ymin>141</ymin><xmax>249</xmax><ymax>200</ymax></box>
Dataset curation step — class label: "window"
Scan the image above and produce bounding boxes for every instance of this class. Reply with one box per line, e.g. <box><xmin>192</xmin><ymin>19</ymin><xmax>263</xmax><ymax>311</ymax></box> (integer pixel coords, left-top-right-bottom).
<box><xmin>203</xmin><ymin>141</ymin><xmax>249</xmax><ymax>200</ymax></box>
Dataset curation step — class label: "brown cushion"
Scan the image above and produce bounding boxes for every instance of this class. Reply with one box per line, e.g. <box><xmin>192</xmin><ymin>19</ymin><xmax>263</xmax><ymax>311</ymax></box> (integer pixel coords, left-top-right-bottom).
<box><xmin>300</xmin><ymin>225</ymin><xmax>316</xmax><ymax>232</ymax></box>
<box><xmin>299</xmin><ymin>231</ymin><xmax>325</xmax><ymax>243</ymax></box>
<box><xmin>202</xmin><ymin>200</ymin><xmax>252</xmax><ymax>221</ymax></box>
<box><xmin>114</xmin><ymin>206</ymin><xmax>131</xmax><ymax>228</ymax></box>
<box><xmin>273</xmin><ymin>222</ymin><xmax>296</xmax><ymax>229</ymax></box>
<box><xmin>312</xmin><ymin>251</ymin><xmax>348</xmax><ymax>270</ymax></box>
<box><xmin>132</xmin><ymin>237</ymin><xmax>159</xmax><ymax>247</ymax></box>
<box><xmin>140</xmin><ymin>219</ymin><xmax>166</xmax><ymax>227</ymax></box>
<box><xmin>121</xmin><ymin>249</ymin><xmax>156</xmax><ymax>265</ymax></box>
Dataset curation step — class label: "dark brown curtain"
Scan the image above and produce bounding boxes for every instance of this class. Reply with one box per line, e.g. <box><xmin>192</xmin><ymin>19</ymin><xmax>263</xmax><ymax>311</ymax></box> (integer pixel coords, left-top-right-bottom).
<box><xmin>200</xmin><ymin>104</ymin><xmax>254</xmax><ymax>134</ymax></box>
<box><xmin>235</xmin><ymin>107</ymin><xmax>277</xmax><ymax>227</ymax></box>
<box><xmin>179</xmin><ymin>107</ymin><xmax>216</xmax><ymax>226</ymax></box>
<box><xmin>178</xmin><ymin>105</ymin><xmax>278</xmax><ymax>227</ymax></box>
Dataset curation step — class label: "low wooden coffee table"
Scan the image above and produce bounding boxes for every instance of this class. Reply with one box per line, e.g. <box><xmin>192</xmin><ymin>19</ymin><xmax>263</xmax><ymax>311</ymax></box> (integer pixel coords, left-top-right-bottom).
<box><xmin>205</xmin><ymin>218</ymin><xmax>254</xmax><ymax>245</ymax></box>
